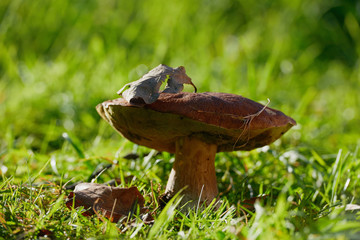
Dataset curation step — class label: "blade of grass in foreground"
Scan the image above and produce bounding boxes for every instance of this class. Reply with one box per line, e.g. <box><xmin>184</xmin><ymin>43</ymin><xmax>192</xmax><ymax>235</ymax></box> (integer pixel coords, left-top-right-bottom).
<box><xmin>147</xmin><ymin>193</ymin><xmax>183</xmax><ymax>239</ymax></box>
<box><xmin>62</xmin><ymin>132</ymin><xmax>85</xmax><ymax>159</ymax></box>
<box><xmin>35</xmin><ymin>194</ymin><xmax>66</xmax><ymax>231</ymax></box>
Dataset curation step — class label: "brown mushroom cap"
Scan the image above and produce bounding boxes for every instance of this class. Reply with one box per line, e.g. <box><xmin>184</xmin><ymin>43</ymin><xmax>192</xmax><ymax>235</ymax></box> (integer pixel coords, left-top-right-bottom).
<box><xmin>97</xmin><ymin>92</ymin><xmax>296</xmax><ymax>153</ymax></box>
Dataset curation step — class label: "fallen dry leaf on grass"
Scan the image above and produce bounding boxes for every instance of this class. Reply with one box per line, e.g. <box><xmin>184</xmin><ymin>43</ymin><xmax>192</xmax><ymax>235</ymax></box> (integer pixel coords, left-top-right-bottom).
<box><xmin>66</xmin><ymin>183</ymin><xmax>145</xmax><ymax>222</ymax></box>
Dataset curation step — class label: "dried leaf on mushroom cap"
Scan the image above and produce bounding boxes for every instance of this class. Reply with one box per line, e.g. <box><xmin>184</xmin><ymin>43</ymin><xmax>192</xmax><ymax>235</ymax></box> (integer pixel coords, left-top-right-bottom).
<box><xmin>117</xmin><ymin>64</ymin><xmax>197</xmax><ymax>105</ymax></box>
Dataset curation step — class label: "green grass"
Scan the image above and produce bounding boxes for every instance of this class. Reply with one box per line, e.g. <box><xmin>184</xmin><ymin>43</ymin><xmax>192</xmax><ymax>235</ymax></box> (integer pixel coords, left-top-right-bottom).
<box><xmin>1</xmin><ymin>0</ymin><xmax>360</xmax><ymax>239</ymax></box>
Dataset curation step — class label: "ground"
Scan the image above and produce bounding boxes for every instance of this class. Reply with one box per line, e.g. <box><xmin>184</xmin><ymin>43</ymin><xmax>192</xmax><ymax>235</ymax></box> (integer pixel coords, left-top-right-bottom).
<box><xmin>0</xmin><ymin>0</ymin><xmax>360</xmax><ymax>239</ymax></box>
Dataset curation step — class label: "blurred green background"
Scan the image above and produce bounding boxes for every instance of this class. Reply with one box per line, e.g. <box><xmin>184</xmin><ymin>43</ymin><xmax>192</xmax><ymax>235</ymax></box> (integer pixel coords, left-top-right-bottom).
<box><xmin>0</xmin><ymin>0</ymin><xmax>359</xmax><ymax>155</ymax></box>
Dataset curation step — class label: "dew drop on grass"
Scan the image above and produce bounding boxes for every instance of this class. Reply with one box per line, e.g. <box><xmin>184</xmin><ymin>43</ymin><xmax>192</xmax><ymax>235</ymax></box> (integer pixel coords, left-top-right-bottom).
<box><xmin>280</xmin><ymin>60</ymin><xmax>294</xmax><ymax>74</ymax></box>
<box><xmin>0</xmin><ymin>165</ymin><xmax>8</xmax><ymax>174</ymax></box>
<box><xmin>343</xmin><ymin>178</ymin><xmax>350</xmax><ymax>191</ymax></box>
<box><xmin>342</xmin><ymin>108</ymin><xmax>355</xmax><ymax>121</ymax></box>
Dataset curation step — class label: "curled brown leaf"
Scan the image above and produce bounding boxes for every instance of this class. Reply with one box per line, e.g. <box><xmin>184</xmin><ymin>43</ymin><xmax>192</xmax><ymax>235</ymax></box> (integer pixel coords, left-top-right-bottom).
<box><xmin>117</xmin><ymin>64</ymin><xmax>196</xmax><ymax>105</ymax></box>
<box><xmin>66</xmin><ymin>183</ymin><xmax>145</xmax><ymax>222</ymax></box>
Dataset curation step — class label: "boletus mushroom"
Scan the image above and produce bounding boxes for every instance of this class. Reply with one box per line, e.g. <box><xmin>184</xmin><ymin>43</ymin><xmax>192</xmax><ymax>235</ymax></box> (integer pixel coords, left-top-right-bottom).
<box><xmin>96</xmin><ymin>92</ymin><xmax>296</xmax><ymax>208</ymax></box>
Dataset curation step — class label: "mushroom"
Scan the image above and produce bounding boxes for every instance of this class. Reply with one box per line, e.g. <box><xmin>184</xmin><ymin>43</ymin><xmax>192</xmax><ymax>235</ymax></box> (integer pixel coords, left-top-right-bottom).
<box><xmin>96</xmin><ymin>92</ymin><xmax>296</xmax><ymax>208</ymax></box>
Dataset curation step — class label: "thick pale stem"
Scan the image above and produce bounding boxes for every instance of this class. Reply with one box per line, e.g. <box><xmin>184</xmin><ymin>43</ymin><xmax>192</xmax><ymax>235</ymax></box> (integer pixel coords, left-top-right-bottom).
<box><xmin>165</xmin><ymin>136</ymin><xmax>218</xmax><ymax>207</ymax></box>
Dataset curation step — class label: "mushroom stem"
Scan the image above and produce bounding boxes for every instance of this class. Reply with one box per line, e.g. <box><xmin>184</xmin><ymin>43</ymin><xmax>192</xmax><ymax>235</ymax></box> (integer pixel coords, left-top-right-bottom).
<box><xmin>165</xmin><ymin>136</ymin><xmax>218</xmax><ymax>207</ymax></box>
